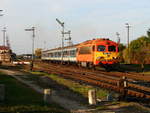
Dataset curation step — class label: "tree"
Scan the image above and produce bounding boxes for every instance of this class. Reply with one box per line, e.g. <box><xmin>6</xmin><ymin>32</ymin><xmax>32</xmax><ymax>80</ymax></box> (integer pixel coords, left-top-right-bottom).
<box><xmin>147</xmin><ymin>28</ymin><xmax>150</xmax><ymax>38</ymax></box>
<box><xmin>122</xmin><ymin>35</ymin><xmax>150</xmax><ymax>69</ymax></box>
<box><xmin>35</xmin><ymin>48</ymin><xmax>42</xmax><ymax>59</ymax></box>
<box><xmin>118</xmin><ymin>43</ymin><xmax>126</xmax><ymax>62</ymax></box>
<box><xmin>134</xmin><ymin>44</ymin><xmax>150</xmax><ymax>70</ymax></box>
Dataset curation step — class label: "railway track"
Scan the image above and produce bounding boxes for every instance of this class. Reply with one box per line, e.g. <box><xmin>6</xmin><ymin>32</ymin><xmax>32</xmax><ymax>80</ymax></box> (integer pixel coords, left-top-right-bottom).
<box><xmin>33</xmin><ymin>62</ymin><xmax>150</xmax><ymax>100</ymax></box>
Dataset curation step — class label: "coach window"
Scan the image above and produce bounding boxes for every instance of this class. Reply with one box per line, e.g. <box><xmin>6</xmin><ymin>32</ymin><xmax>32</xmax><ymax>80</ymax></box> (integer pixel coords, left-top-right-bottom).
<box><xmin>58</xmin><ymin>52</ymin><xmax>61</xmax><ymax>57</ymax></box>
<box><xmin>63</xmin><ymin>51</ymin><xmax>67</xmax><ymax>56</ymax></box>
<box><xmin>97</xmin><ymin>45</ymin><xmax>106</xmax><ymax>51</ymax></box>
<box><xmin>48</xmin><ymin>53</ymin><xmax>50</xmax><ymax>57</ymax></box>
<box><xmin>51</xmin><ymin>53</ymin><xmax>54</xmax><ymax>57</ymax></box>
<box><xmin>71</xmin><ymin>50</ymin><xmax>76</xmax><ymax>57</ymax></box>
<box><xmin>108</xmin><ymin>46</ymin><xmax>116</xmax><ymax>52</ymax></box>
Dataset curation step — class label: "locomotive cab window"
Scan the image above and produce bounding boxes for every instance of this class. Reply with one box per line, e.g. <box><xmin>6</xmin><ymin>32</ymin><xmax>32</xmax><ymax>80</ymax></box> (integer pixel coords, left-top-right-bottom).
<box><xmin>97</xmin><ymin>45</ymin><xmax>106</xmax><ymax>51</ymax></box>
<box><xmin>108</xmin><ymin>46</ymin><xmax>116</xmax><ymax>52</ymax></box>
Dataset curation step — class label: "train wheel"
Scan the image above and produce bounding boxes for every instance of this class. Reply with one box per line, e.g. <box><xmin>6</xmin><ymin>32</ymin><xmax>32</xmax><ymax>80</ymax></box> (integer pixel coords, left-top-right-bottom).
<box><xmin>78</xmin><ymin>62</ymin><xmax>81</xmax><ymax>67</ymax></box>
<box><xmin>88</xmin><ymin>62</ymin><xmax>93</xmax><ymax>69</ymax></box>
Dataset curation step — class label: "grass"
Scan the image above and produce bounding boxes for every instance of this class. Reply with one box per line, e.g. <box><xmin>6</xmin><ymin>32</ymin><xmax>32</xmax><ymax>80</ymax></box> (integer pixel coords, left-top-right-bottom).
<box><xmin>119</xmin><ymin>64</ymin><xmax>150</xmax><ymax>73</ymax></box>
<box><xmin>0</xmin><ymin>72</ymin><xmax>69</xmax><ymax>113</ymax></box>
<box><xmin>31</xmin><ymin>71</ymin><xmax>108</xmax><ymax>100</ymax></box>
<box><xmin>95</xmin><ymin>102</ymin><xmax>150</xmax><ymax>113</ymax></box>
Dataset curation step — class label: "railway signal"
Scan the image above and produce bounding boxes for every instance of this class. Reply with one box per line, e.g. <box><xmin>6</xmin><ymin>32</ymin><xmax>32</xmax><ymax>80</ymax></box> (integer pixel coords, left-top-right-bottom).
<box><xmin>56</xmin><ymin>18</ymin><xmax>64</xmax><ymax>27</ymax></box>
<box><xmin>64</xmin><ymin>30</ymin><xmax>73</xmax><ymax>46</ymax></box>
<box><xmin>56</xmin><ymin>18</ymin><xmax>65</xmax><ymax>64</ymax></box>
<box><xmin>0</xmin><ymin>10</ymin><xmax>3</xmax><ymax>16</ymax></box>
<box><xmin>25</xmin><ymin>27</ymin><xmax>35</xmax><ymax>70</ymax></box>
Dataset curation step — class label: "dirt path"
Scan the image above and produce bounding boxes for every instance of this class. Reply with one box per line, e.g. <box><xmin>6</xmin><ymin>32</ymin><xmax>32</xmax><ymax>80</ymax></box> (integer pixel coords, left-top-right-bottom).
<box><xmin>0</xmin><ymin>69</ymin><xmax>96</xmax><ymax>113</ymax></box>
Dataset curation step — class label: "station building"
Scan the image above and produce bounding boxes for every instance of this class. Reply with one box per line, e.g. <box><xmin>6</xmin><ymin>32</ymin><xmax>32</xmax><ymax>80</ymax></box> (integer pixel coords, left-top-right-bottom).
<box><xmin>0</xmin><ymin>46</ymin><xmax>11</xmax><ymax>62</ymax></box>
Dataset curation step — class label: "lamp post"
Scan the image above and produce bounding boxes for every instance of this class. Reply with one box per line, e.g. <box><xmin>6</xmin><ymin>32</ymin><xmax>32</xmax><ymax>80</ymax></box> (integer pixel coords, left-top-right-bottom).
<box><xmin>25</xmin><ymin>27</ymin><xmax>35</xmax><ymax>70</ymax></box>
<box><xmin>56</xmin><ymin>18</ymin><xmax>64</xmax><ymax>64</ymax></box>
<box><xmin>2</xmin><ymin>27</ymin><xmax>6</xmax><ymax>46</ymax></box>
<box><xmin>125</xmin><ymin>23</ymin><xmax>131</xmax><ymax>64</ymax></box>
<box><xmin>125</xmin><ymin>23</ymin><xmax>131</xmax><ymax>48</ymax></box>
<box><xmin>116</xmin><ymin>32</ymin><xmax>120</xmax><ymax>44</ymax></box>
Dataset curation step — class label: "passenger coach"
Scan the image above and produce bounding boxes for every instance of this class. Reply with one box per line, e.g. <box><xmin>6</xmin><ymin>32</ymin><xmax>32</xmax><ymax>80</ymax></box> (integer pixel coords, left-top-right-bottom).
<box><xmin>42</xmin><ymin>45</ymin><xmax>77</xmax><ymax>63</ymax></box>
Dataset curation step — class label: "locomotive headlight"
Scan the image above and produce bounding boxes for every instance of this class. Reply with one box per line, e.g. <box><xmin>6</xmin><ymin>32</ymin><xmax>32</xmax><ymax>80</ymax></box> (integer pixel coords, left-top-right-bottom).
<box><xmin>113</xmin><ymin>57</ymin><xmax>117</xmax><ymax>59</ymax></box>
<box><xmin>96</xmin><ymin>56</ymin><xmax>104</xmax><ymax>61</ymax></box>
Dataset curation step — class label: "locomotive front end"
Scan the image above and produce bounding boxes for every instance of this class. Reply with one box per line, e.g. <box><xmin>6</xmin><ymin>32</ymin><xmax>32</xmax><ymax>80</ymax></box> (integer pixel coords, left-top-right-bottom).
<box><xmin>94</xmin><ymin>40</ymin><xmax>119</xmax><ymax>66</ymax></box>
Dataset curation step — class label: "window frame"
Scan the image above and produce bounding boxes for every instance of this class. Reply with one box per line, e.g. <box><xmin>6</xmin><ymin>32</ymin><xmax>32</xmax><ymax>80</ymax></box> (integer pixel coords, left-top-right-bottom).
<box><xmin>108</xmin><ymin>45</ymin><xmax>116</xmax><ymax>52</ymax></box>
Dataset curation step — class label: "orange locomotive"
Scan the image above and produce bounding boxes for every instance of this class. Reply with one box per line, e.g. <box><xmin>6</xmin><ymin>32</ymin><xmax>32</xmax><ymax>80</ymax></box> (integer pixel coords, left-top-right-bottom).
<box><xmin>77</xmin><ymin>38</ymin><xmax>119</xmax><ymax>67</ymax></box>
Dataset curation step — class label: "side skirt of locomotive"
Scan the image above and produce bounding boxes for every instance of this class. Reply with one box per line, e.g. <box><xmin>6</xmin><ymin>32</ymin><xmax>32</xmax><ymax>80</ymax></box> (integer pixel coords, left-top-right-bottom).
<box><xmin>100</xmin><ymin>63</ymin><xmax>119</xmax><ymax>71</ymax></box>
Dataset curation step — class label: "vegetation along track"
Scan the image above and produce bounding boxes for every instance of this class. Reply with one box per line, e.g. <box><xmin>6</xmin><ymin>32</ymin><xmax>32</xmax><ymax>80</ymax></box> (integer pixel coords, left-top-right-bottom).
<box><xmin>33</xmin><ymin>62</ymin><xmax>150</xmax><ymax>100</ymax></box>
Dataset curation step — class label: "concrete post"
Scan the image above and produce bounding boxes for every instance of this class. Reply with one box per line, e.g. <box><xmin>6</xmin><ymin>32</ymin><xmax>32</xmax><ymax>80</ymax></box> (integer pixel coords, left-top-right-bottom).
<box><xmin>88</xmin><ymin>90</ymin><xmax>97</xmax><ymax>105</ymax></box>
<box><xmin>0</xmin><ymin>84</ymin><xmax>5</xmax><ymax>101</ymax></box>
<box><xmin>43</xmin><ymin>89</ymin><xmax>51</xmax><ymax>103</ymax></box>
<box><xmin>107</xmin><ymin>92</ymin><xmax>113</xmax><ymax>101</ymax></box>
<box><xmin>122</xmin><ymin>76</ymin><xmax>127</xmax><ymax>88</ymax></box>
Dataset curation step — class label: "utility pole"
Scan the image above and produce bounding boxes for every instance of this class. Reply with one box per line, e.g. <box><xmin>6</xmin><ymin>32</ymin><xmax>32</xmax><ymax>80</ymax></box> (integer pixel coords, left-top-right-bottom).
<box><xmin>116</xmin><ymin>32</ymin><xmax>120</xmax><ymax>44</ymax></box>
<box><xmin>125</xmin><ymin>23</ymin><xmax>131</xmax><ymax>48</ymax></box>
<box><xmin>44</xmin><ymin>41</ymin><xmax>46</xmax><ymax>50</ymax></box>
<box><xmin>56</xmin><ymin>18</ymin><xmax>64</xmax><ymax>64</ymax></box>
<box><xmin>6</xmin><ymin>35</ymin><xmax>10</xmax><ymax>49</ymax></box>
<box><xmin>2</xmin><ymin>27</ymin><xmax>6</xmax><ymax>46</ymax></box>
<box><xmin>25</xmin><ymin>27</ymin><xmax>35</xmax><ymax>70</ymax></box>
<box><xmin>125</xmin><ymin>23</ymin><xmax>131</xmax><ymax>64</ymax></box>
<box><xmin>0</xmin><ymin>10</ymin><xmax>4</xmax><ymax>45</ymax></box>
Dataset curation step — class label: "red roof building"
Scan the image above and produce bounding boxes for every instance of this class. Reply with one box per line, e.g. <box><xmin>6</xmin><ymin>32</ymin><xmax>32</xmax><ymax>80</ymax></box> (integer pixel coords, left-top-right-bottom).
<box><xmin>0</xmin><ymin>46</ymin><xmax>11</xmax><ymax>62</ymax></box>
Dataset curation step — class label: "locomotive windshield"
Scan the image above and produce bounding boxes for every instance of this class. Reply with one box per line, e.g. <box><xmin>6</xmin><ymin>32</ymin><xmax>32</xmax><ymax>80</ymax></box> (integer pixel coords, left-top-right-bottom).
<box><xmin>108</xmin><ymin>45</ymin><xmax>116</xmax><ymax>52</ymax></box>
<box><xmin>97</xmin><ymin>45</ymin><xmax>106</xmax><ymax>51</ymax></box>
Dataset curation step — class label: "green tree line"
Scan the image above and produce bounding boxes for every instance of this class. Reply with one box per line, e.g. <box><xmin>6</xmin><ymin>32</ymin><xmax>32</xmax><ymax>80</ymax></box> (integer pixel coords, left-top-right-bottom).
<box><xmin>119</xmin><ymin>29</ymin><xmax>150</xmax><ymax>68</ymax></box>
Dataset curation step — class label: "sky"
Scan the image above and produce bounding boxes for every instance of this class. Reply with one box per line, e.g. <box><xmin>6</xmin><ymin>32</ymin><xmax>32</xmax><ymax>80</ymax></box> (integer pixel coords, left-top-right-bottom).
<box><xmin>0</xmin><ymin>0</ymin><xmax>150</xmax><ymax>54</ymax></box>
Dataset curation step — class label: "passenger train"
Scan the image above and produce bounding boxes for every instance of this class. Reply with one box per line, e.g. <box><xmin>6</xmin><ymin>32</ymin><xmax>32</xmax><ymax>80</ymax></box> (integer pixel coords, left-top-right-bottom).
<box><xmin>41</xmin><ymin>38</ymin><xmax>119</xmax><ymax>69</ymax></box>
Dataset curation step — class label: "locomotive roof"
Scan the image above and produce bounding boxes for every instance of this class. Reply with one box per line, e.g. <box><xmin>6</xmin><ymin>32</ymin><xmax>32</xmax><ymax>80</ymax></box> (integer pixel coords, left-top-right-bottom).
<box><xmin>42</xmin><ymin>38</ymin><xmax>117</xmax><ymax>52</ymax></box>
<box><xmin>78</xmin><ymin>38</ymin><xmax>118</xmax><ymax>46</ymax></box>
<box><xmin>42</xmin><ymin>44</ymin><xmax>78</xmax><ymax>52</ymax></box>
